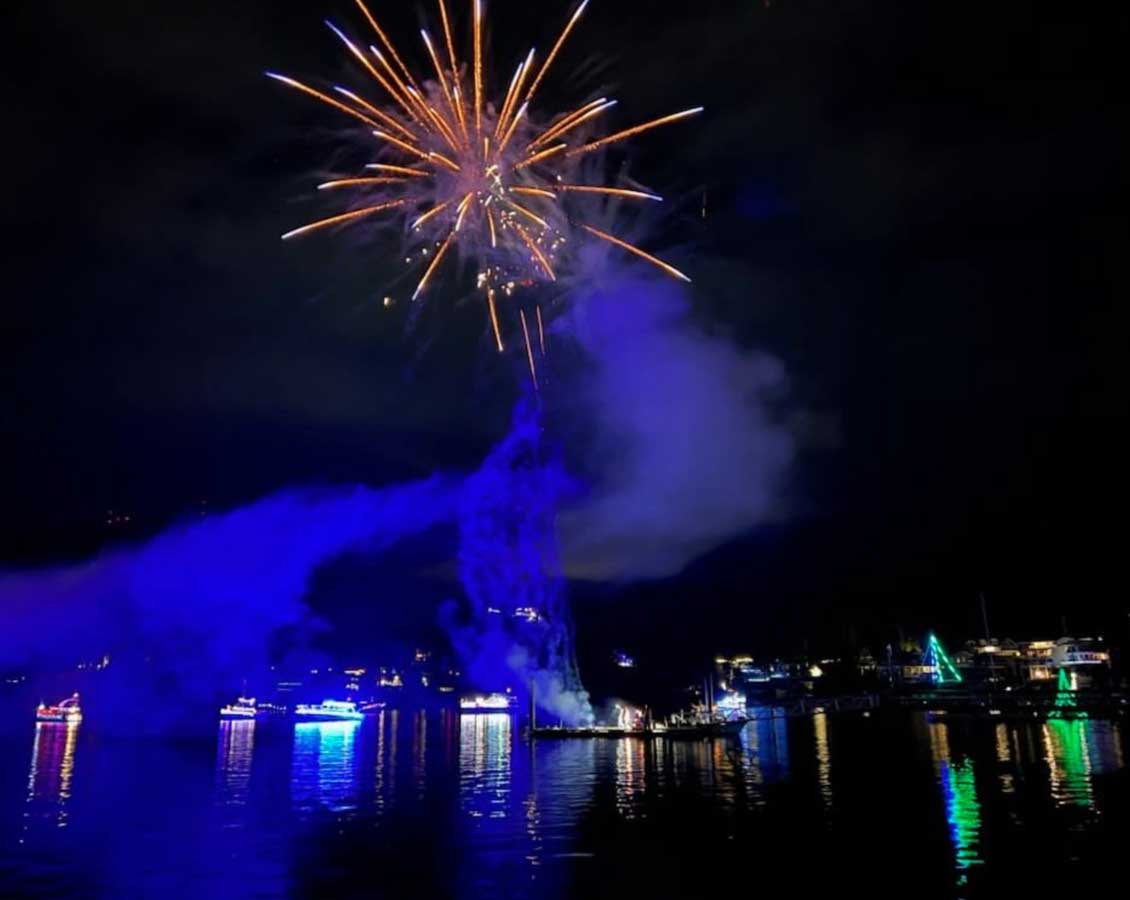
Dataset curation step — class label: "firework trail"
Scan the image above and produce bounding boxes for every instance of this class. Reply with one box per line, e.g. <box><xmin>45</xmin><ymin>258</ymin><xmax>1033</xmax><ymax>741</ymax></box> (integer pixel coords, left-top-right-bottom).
<box><xmin>269</xmin><ymin>0</ymin><xmax>701</xmax><ymax>386</ymax></box>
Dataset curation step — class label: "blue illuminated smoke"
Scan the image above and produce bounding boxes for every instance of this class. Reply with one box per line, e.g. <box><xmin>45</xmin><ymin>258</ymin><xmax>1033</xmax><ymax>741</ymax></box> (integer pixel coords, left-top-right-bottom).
<box><xmin>0</xmin><ymin>477</ymin><xmax>460</xmax><ymax>734</ymax></box>
<box><xmin>0</xmin><ymin>407</ymin><xmax>592</xmax><ymax>730</ymax></box>
<box><xmin>448</xmin><ymin>400</ymin><xmax>592</xmax><ymax>725</ymax></box>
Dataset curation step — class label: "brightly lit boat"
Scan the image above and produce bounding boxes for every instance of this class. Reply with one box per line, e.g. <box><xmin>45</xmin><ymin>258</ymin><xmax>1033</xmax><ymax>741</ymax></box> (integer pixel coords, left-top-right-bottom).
<box><xmin>460</xmin><ymin>692</ymin><xmax>517</xmax><ymax>712</ymax></box>
<box><xmin>36</xmin><ymin>694</ymin><xmax>83</xmax><ymax>724</ymax></box>
<box><xmin>219</xmin><ymin>697</ymin><xmax>267</xmax><ymax>721</ymax></box>
<box><xmin>293</xmin><ymin>699</ymin><xmax>364</xmax><ymax>722</ymax></box>
<box><xmin>656</xmin><ymin>699</ymin><xmax>749</xmax><ymax>738</ymax></box>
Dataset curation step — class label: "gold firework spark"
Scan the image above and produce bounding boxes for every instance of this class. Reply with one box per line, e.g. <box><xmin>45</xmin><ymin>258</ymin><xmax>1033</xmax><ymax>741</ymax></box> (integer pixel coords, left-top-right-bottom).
<box><xmin>270</xmin><ymin>0</ymin><xmax>700</xmax><ymax>382</ymax></box>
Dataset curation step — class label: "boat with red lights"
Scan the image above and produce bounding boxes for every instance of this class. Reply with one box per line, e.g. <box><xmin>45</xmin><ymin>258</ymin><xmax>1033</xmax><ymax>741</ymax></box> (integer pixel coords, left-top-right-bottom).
<box><xmin>36</xmin><ymin>694</ymin><xmax>83</xmax><ymax>724</ymax></box>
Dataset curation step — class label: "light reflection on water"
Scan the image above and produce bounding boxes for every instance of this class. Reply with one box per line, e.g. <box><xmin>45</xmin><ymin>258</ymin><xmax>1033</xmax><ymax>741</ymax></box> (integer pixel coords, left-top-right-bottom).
<box><xmin>4</xmin><ymin>709</ymin><xmax>1127</xmax><ymax>897</ymax></box>
<box><xmin>1040</xmin><ymin>718</ymin><xmax>1122</xmax><ymax>811</ymax></box>
<box><xmin>928</xmin><ymin>720</ymin><xmax>984</xmax><ymax>886</ymax></box>
<box><xmin>994</xmin><ymin>723</ymin><xmax>1015</xmax><ymax>796</ymax></box>
<box><xmin>21</xmin><ymin>722</ymin><xmax>80</xmax><ymax>837</ymax></box>
<box><xmin>613</xmin><ymin>738</ymin><xmax>645</xmax><ymax>818</ymax></box>
<box><xmin>216</xmin><ymin>720</ymin><xmax>255</xmax><ymax>814</ymax></box>
<box><xmin>736</xmin><ymin>712</ymin><xmax>790</xmax><ymax>804</ymax></box>
<box><xmin>459</xmin><ymin>713</ymin><xmax>512</xmax><ymax>822</ymax></box>
<box><xmin>387</xmin><ymin>708</ymin><xmax>400</xmax><ymax>801</ymax></box>
<box><xmin>413</xmin><ymin>708</ymin><xmax>427</xmax><ymax>798</ymax></box>
<box><xmin>1043</xmin><ymin>719</ymin><xmax>1094</xmax><ymax>810</ymax></box>
<box><xmin>813</xmin><ymin>711</ymin><xmax>833</xmax><ymax>813</ymax></box>
<box><xmin>291</xmin><ymin>720</ymin><xmax>362</xmax><ymax>815</ymax></box>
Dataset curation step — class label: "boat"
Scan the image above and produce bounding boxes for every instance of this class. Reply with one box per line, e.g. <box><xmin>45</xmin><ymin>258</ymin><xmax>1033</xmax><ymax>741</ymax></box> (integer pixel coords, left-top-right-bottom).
<box><xmin>36</xmin><ymin>694</ymin><xmax>83</xmax><ymax>724</ymax></box>
<box><xmin>219</xmin><ymin>696</ymin><xmax>267</xmax><ymax>721</ymax></box>
<box><xmin>460</xmin><ymin>692</ymin><xmax>517</xmax><ymax>712</ymax></box>
<box><xmin>293</xmin><ymin>699</ymin><xmax>365</xmax><ymax>722</ymax></box>
<box><xmin>527</xmin><ymin>672</ymin><xmax>749</xmax><ymax>740</ymax></box>
<box><xmin>528</xmin><ymin>687</ymin><xmax>750</xmax><ymax>741</ymax></box>
<box><xmin>654</xmin><ymin>696</ymin><xmax>750</xmax><ymax>738</ymax></box>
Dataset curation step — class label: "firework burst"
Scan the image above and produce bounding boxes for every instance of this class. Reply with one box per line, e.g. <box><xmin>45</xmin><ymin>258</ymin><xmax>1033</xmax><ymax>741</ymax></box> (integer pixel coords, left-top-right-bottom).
<box><xmin>269</xmin><ymin>0</ymin><xmax>701</xmax><ymax>386</ymax></box>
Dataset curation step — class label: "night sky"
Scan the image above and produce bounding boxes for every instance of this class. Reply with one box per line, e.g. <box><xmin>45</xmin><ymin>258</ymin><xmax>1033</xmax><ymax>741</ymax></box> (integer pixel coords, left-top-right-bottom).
<box><xmin>3</xmin><ymin>1</ymin><xmax>1125</xmax><ymax>670</ymax></box>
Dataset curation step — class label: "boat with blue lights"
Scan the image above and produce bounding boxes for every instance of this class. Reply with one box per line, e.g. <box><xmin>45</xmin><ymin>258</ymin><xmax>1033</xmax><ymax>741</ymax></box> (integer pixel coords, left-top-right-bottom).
<box><xmin>293</xmin><ymin>699</ymin><xmax>365</xmax><ymax>722</ymax></box>
<box><xmin>36</xmin><ymin>694</ymin><xmax>83</xmax><ymax>724</ymax></box>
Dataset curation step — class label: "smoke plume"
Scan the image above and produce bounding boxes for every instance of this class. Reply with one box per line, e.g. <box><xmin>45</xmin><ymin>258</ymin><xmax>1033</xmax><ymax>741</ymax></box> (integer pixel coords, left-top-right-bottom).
<box><xmin>558</xmin><ymin>269</ymin><xmax>794</xmax><ymax>580</ymax></box>
<box><xmin>445</xmin><ymin>401</ymin><xmax>593</xmax><ymax>725</ymax></box>
<box><xmin>0</xmin><ymin>478</ymin><xmax>458</xmax><ymax>733</ymax></box>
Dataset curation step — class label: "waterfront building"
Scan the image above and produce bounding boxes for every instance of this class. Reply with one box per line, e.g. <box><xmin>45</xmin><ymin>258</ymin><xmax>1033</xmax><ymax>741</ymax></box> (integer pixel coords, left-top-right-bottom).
<box><xmin>881</xmin><ymin>642</ymin><xmax>935</xmax><ymax>684</ymax></box>
<box><xmin>715</xmin><ymin>654</ymin><xmax>823</xmax><ymax>699</ymax></box>
<box><xmin>1018</xmin><ymin>640</ymin><xmax>1056</xmax><ymax>681</ymax></box>
<box><xmin>950</xmin><ymin>636</ymin><xmax>1112</xmax><ymax>687</ymax></box>
<box><xmin>856</xmin><ymin>648</ymin><xmax>879</xmax><ymax>678</ymax></box>
<box><xmin>343</xmin><ymin>667</ymin><xmax>366</xmax><ymax>693</ymax></box>
<box><xmin>953</xmin><ymin>639</ymin><xmax>1021</xmax><ymax>685</ymax></box>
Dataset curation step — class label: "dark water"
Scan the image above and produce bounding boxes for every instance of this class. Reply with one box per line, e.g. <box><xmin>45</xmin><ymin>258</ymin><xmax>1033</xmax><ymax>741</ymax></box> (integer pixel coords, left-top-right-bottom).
<box><xmin>1</xmin><ymin>709</ymin><xmax>1125</xmax><ymax>898</ymax></box>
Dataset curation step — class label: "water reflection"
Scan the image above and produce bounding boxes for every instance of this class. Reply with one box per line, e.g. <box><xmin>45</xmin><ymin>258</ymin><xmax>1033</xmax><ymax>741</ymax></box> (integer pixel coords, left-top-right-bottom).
<box><xmin>291</xmin><ymin>720</ymin><xmax>362</xmax><ymax>814</ymax></box>
<box><xmin>928</xmin><ymin>722</ymin><xmax>984</xmax><ymax>881</ymax></box>
<box><xmin>994</xmin><ymin>723</ymin><xmax>1016</xmax><ymax>797</ymax></box>
<box><xmin>216</xmin><ymin>720</ymin><xmax>256</xmax><ymax>812</ymax></box>
<box><xmin>413</xmin><ymin>709</ymin><xmax>428</xmax><ymax>798</ymax></box>
<box><xmin>813</xmin><ymin>712</ymin><xmax>833</xmax><ymax>813</ymax></box>
<box><xmin>737</xmin><ymin>712</ymin><xmax>789</xmax><ymax>805</ymax></box>
<box><xmin>523</xmin><ymin>741</ymin><xmax>543</xmax><ymax>869</ymax></box>
<box><xmin>387</xmin><ymin>709</ymin><xmax>400</xmax><ymax>800</ymax></box>
<box><xmin>22</xmin><ymin>721</ymin><xmax>80</xmax><ymax>835</ymax></box>
<box><xmin>531</xmin><ymin>739</ymin><xmax>596</xmax><ymax>849</ymax></box>
<box><xmin>373</xmin><ymin>709</ymin><xmax>388</xmax><ymax>817</ymax></box>
<box><xmin>1040</xmin><ymin>718</ymin><xmax>1122</xmax><ymax>811</ymax></box>
<box><xmin>614</xmin><ymin>739</ymin><xmax>646</xmax><ymax>818</ymax></box>
<box><xmin>1043</xmin><ymin>720</ymin><xmax>1092</xmax><ymax>809</ymax></box>
<box><xmin>459</xmin><ymin>713</ymin><xmax>511</xmax><ymax>821</ymax></box>
<box><xmin>458</xmin><ymin>714</ymin><xmax>543</xmax><ymax>896</ymax></box>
